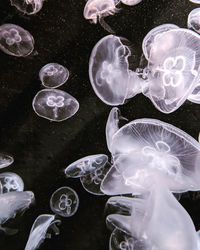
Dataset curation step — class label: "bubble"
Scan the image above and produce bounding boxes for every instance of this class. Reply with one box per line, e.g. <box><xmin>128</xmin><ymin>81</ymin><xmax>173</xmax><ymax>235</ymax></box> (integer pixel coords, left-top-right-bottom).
<box><xmin>10</xmin><ymin>0</ymin><xmax>44</xmax><ymax>15</ymax></box>
<box><xmin>0</xmin><ymin>153</ymin><xmax>14</xmax><ymax>169</ymax></box>
<box><xmin>50</xmin><ymin>187</ymin><xmax>79</xmax><ymax>217</ymax></box>
<box><xmin>0</xmin><ymin>24</ymin><xmax>34</xmax><ymax>57</ymax></box>
<box><xmin>0</xmin><ymin>172</ymin><xmax>24</xmax><ymax>193</ymax></box>
<box><xmin>39</xmin><ymin>63</ymin><xmax>69</xmax><ymax>88</ymax></box>
<box><xmin>32</xmin><ymin>89</ymin><xmax>79</xmax><ymax>122</ymax></box>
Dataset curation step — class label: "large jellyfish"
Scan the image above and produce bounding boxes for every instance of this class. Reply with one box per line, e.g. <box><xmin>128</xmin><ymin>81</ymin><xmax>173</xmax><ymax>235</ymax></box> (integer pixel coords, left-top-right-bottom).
<box><xmin>0</xmin><ymin>24</ymin><xmax>34</xmax><ymax>57</ymax></box>
<box><xmin>24</xmin><ymin>214</ymin><xmax>61</xmax><ymax>250</ymax></box>
<box><xmin>10</xmin><ymin>0</ymin><xmax>44</xmax><ymax>15</ymax></box>
<box><xmin>32</xmin><ymin>89</ymin><xmax>79</xmax><ymax>122</ymax></box>
<box><xmin>89</xmin><ymin>35</ymin><xmax>142</xmax><ymax>106</ymax></box>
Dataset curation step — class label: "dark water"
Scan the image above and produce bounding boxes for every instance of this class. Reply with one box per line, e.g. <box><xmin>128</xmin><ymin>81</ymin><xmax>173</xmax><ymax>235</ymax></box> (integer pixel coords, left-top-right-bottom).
<box><xmin>0</xmin><ymin>0</ymin><xmax>200</xmax><ymax>249</ymax></box>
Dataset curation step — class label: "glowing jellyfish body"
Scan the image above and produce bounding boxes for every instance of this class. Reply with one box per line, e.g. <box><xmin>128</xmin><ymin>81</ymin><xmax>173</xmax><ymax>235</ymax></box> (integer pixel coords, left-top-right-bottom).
<box><xmin>120</xmin><ymin>0</ymin><xmax>142</xmax><ymax>6</ymax></box>
<box><xmin>39</xmin><ymin>63</ymin><xmax>69</xmax><ymax>88</ymax></box>
<box><xmin>0</xmin><ymin>153</ymin><xmax>14</xmax><ymax>169</ymax></box>
<box><xmin>89</xmin><ymin>35</ymin><xmax>140</xmax><ymax>105</ymax></box>
<box><xmin>65</xmin><ymin>154</ymin><xmax>108</xmax><ymax>178</ymax></box>
<box><xmin>83</xmin><ymin>0</ymin><xmax>120</xmax><ymax>33</ymax></box>
<box><xmin>109</xmin><ymin>228</ymin><xmax>134</xmax><ymax>250</ymax></box>
<box><xmin>0</xmin><ymin>24</ymin><xmax>34</xmax><ymax>57</ymax></box>
<box><xmin>143</xmin><ymin>28</ymin><xmax>200</xmax><ymax>113</ymax></box>
<box><xmin>10</xmin><ymin>0</ymin><xmax>44</xmax><ymax>15</ymax></box>
<box><xmin>25</xmin><ymin>214</ymin><xmax>61</xmax><ymax>250</ymax></box>
<box><xmin>0</xmin><ymin>191</ymin><xmax>34</xmax><ymax>234</ymax></box>
<box><xmin>50</xmin><ymin>187</ymin><xmax>79</xmax><ymax>217</ymax></box>
<box><xmin>189</xmin><ymin>0</ymin><xmax>200</xmax><ymax>3</ymax></box>
<box><xmin>32</xmin><ymin>89</ymin><xmax>79</xmax><ymax>122</ymax></box>
<box><xmin>0</xmin><ymin>172</ymin><xmax>24</xmax><ymax>193</ymax></box>
<box><xmin>188</xmin><ymin>8</ymin><xmax>200</xmax><ymax>34</ymax></box>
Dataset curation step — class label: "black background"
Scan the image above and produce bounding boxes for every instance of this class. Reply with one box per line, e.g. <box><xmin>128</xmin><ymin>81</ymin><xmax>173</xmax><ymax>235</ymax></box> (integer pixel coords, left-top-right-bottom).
<box><xmin>0</xmin><ymin>0</ymin><xmax>200</xmax><ymax>249</ymax></box>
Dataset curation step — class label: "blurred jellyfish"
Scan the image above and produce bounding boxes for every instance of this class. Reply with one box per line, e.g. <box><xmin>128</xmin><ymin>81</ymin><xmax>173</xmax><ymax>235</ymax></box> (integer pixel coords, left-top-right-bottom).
<box><xmin>25</xmin><ymin>214</ymin><xmax>61</xmax><ymax>250</ymax></box>
<box><xmin>83</xmin><ymin>0</ymin><xmax>120</xmax><ymax>33</ymax></box>
<box><xmin>189</xmin><ymin>0</ymin><xmax>200</xmax><ymax>3</ymax></box>
<box><xmin>0</xmin><ymin>24</ymin><xmax>34</xmax><ymax>57</ymax></box>
<box><xmin>32</xmin><ymin>89</ymin><xmax>79</xmax><ymax>122</ymax></box>
<box><xmin>65</xmin><ymin>154</ymin><xmax>108</xmax><ymax>178</ymax></box>
<box><xmin>39</xmin><ymin>63</ymin><xmax>69</xmax><ymax>89</ymax></box>
<box><xmin>188</xmin><ymin>8</ymin><xmax>200</xmax><ymax>34</ymax></box>
<box><xmin>0</xmin><ymin>153</ymin><xmax>14</xmax><ymax>169</ymax></box>
<box><xmin>120</xmin><ymin>0</ymin><xmax>142</xmax><ymax>6</ymax></box>
<box><xmin>188</xmin><ymin>81</ymin><xmax>200</xmax><ymax>104</ymax></box>
<box><xmin>50</xmin><ymin>187</ymin><xmax>79</xmax><ymax>217</ymax></box>
<box><xmin>0</xmin><ymin>172</ymin><xmax>24</xmax><ymax>193</ymax></box>
<box><xmin>10</xmin><ymin>0</ymin><xmax>44</xmax><ymax>15</ymax></box>
<box><xmin>0</xmin><ymin>191</ymin><xmax>34</xmax><ymax>235</ymax></box>
<box><xmin>89</xmin><ymin>35</ymin><xmax>141</xmax><ymax>106</ymax></box>
<box><xmin>105</xmin><ymin>196</ymin><xmax>133</xmax><ymax>216</ymax></box>
<box><xmin>109</xmin><ymin>228</ymin><xmax>135</xmax><ymax>250</ymax></box>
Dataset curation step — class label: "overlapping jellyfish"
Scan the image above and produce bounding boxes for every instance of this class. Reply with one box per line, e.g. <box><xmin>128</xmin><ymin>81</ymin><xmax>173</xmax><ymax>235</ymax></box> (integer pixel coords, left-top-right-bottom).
<box><xmin>89</xmin><ymin>24</ymin><xmax>200</xmax><ymax>113</ymax></box>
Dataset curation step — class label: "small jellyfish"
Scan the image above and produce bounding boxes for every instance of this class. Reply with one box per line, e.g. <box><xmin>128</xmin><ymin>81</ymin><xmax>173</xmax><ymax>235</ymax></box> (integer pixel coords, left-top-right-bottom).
<box><xmin>188</xmin><ymin>81</ymin><xmax>200</xmax><ymax>103</ymax></box>
<box><xmin>0</xmin><ymin>153</ymin><xmax>14</xmax><ymax>169</ymax></box>
<box><xmin>32</xmin><ymin>89</ymin><xmax>79</xmax><ymax>122</ymax></box>
<box><xmin>10</xmin><ymin>0</ymin><xmax>44</xmax><ymax>15</ymax></box>
<box><xmin>64</xmin><ymin>154</ymin><xmax>108</xmax><ymax>178</ymax></box>
<box><xmin>120</xmin><ymin>0</ymin><xmax>142</xmax><ymax>6</ymax></box>
<box><xmin>83</xmin><ymin>0</ymin><xmax>120</xmax><ymax>33</ymax></box>
<box><xmin>0</xmin><ymin>191</ymin><xmax>34</xmax><ymax>235</ymax></box>
<box><xmin>89</xmin><ymin>35</ymin><xmax>141</xmax><ymax>106</ymax></box>
<box><xmin>50</xmin><ymin>187</ymin><xmax>79</xmax><ymax>217</ymax></box>
<box><xmin>109</xmin><ymin>228</ymin><xmax>135</xmax><ymax>250</ymax></box>
<box><xmin>0</xmin><ymin>24</ymin><xmax>34</xmax><ymax>57</ymax></box>
<box><xmin>189</xmin><ymin>0</ymin><xmax>200</xmax><ymax>3</ymax></box>
<box><xmin>188</xmin><ymin>8</ymin><xmax>200</xmax><ymax>34</ymax></box>
<box><xmin>0</xmin><ymin>172</ymin><xmax>24</xmax><ymax>193</ymax></box>
<box><xmin>24</xmin><ymin>214</ymin><xmax>61</xmax><ymax>250</ymax></box>
<box><xmin>39</xmin><ymin>63</ymin><xmax>69</xmax><ymax>89</ymax></box>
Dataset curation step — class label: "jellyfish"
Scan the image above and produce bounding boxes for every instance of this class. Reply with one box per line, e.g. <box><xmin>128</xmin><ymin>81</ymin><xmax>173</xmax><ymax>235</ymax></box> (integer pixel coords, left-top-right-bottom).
<box><xmin>50</xmin><ymin>187</ymin><xmax>79</xmax><ymax>217</ymax></box>
<box><xmin>120</xmin><ymin>0</ymin><xmax>142</xmax><ymax>6</ymax></box>
<box><xmin>10</xmin><ymin>0</ymin><xmax>44</xmax><ymax>15</ymax></box>
<box><xmin>89</xmin><ymin>35</ymin><xmax>142</xmax><ymax>106</ymax></box>
<box><xmin>24</xmin><ymin>214</ymin><xmax>61</xmax><ymax>250</ymax></box>
<box><xmin>0</xmin><ymin>191</ymin><xmax>34</xmax><ymax>235</ymax></box>
<box><xmin>188</xmin><ymin>81</ymin><xmax>200</xmax><ymax>104</ymax></box>
<box><xmin>143</xmin><ymin>28</ymin><xmax>200</xmax><ymax>113</ymax></box>
<box><xmin>189</xmin><ymin>0</ymin><xmax>200</xmax><ymax>3</ymax></box>
<box><xmin>64</xmin><ymin>154</ymin><xmax>108</xmax><ymax>178</ymax></box>
<box><xmin>83</xmin><ymin>0</ymin><xmax>120</xmax><ymax>33</ymax></box>
<box><xmin>0</xmin><ymin>153</ymin><xmax>14</xmax><ymax>169</ymax></box>
<box><xmin>39</xmin><ymin>63</ymin><xmax>69</xmax><ymax>89</ymax></box>
<box><xmin>0</xmin><ymin>24</ymin><xmax>34</xmax><ymax>57</ymax></box>
<box><xmin>188</xmin><ymin>8</ymin><xmax>200</xmax><ymax>34</ymax></box>
<box><xmin>109</xmin><ymin>228</ymin><xmax>135</xmax><ymax>250</ymax></box>
<box><xmin>105</xmin><ymin>196</ymin><xmax>133</xmax><ymax>216</ymax></box>
<box><xmin>0</xmin><ymin>172</ymin><xmax>24</xmax><ymax>193</ymax></box>
<box><xmin>32</xmin><ymin>89</ymin><xmax>79</xmax><ymax>122</ymax></box>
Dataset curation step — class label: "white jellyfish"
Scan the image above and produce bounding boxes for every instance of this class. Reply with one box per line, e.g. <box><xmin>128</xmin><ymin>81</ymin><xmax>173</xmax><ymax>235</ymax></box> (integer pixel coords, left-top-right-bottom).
<box><xmin>50</xmin><ymin>187</ymin><xmax>79</xmax><ymax>217</ymax></box>
<box><xmin>89</xmin><ymin>35</ymin><xmax>141</xmax><ymax>106</ymax></box>
<box><xmin>189</xmin><ymin>0</ymin><xmax>200</xmax><ymax>3</ymax></box>
<box><xmin>24</xmin><ymin>214</ymin><xmax>61</xmax><ymax>250</ymax></box>
<box><xmin>32</xmin><ymin>89</ymin><xmax>79</xmax><ymax>122</ymax></box>
<box><xmin>10</xmin><ymin>0</ymin><xmax>44</xmax><ymax>15</ymax></box>
<box><xmin>0</xmin><ymin>153</ymin><xmax>14</xmax><ymax>169</ymax></box>
<box><xmin>0</xmin><ymin>24</ymin><xmax>34</xmax><ymax>57</ymax></box>
<box><xmin>39</xmin><ymin>63</ymin><xmax>69</xmax><ymax>88</ymax></box>
<box><xmin>120</xmin><ymin>0</ymin><xmax>142</xmax><ymax>6</ymax></box>
<box><xmin>0</xmin><ymin>172</ymin><xmax>24</xmax><ymax>193</ymax></box>
<box><xmin>188</xmin><ymin>8</ymin><xmax>200</xmax><ymax>34</ymax></box>
<box><xmin>0</xmin><ymin>191</ymin><xmax>34</xmax><ymax>235</ymax></box>
<box><xmin>109</xmin><ymin>228</ymin><xmax>135</xmax><ymax>250</ymax></box>
<box><xmin>83</xmin><ymin>0</ymin><xmax>120</xmax><ymax>33</ymax></box>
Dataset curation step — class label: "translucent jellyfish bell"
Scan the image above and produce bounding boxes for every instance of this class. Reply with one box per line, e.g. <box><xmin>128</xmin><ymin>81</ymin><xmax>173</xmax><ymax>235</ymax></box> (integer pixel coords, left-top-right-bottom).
<box><xmin>0</xmin><ymin>24</ymin><xmax>34</xmax><ymax>57</ymax></box>
<box><xmin>32</xmin><ymin>89</ymin><xmax>79</xmax><ymax>122</ymax></box>
<box><xmin>0</xmin><ymin>153</ymin><xmax>14</xmax><ymax>169</ymax></box>
<box><xmin>25</xmin><ymin>214</ymin><xmax>61</xmax><ymax>250</ymax></box>
<box><xmin>64</xmin><ymin>154</ymin><xmax>108</xmax><ymax>178</ymax></box>
<box><xmin>0</xmin><ymin>172</ymin><xmax>24</xmax><ymax>193</ymax></box>
<box><xmin>109</xmin><ymin>228</ymin><xmax>135</xmax><ymax>250</ymax></box>
<box><xmin>89</xmin><ymin>35</ymin><xmax>141</xmax><ymax>106</ymax></box>
<box><xmin>39</xmin><ymin>63</ymin><xmax>69</xmax><ymax>88</ymax></box>
<box><xmin>10</xmin><ymin>0</ymin><xmax>44</xmax><ymax>15</ymax></box>
<box><xmin>144</xmin><ymin>28</ymin><xmax>200</xmax><ymax>113</ymax></box>
<box><xmin>188</xmin><ymin>8</ymin><xmax>200</xmax><ymax>34</ymax></box>
<box><xmin>120</xmin><ymin>0</ymin><xmax>142</xmax><ymax>6</ymax></box>
<box><xmin>189</xmin><ymin>0</ymin><xmax>200</xmax><ymax>3</ymax></box>
<box><xmin>83</xmin><ymin>0</ymin><xmax>120</xmax><ymax>33</ymax></box>
<box><xmin>50</xmin><ymin>187</ymin><xmax>79</xmax><ymax>217</ymax></box>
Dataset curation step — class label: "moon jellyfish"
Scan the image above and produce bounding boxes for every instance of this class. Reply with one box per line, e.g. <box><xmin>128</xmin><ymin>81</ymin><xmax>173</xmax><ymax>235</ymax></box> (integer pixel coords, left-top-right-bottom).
<box><xmin>10</xmin><ymin>0</ymin><xmax>44</xmax><ymax>15</ymax></box>
<box><xmin>0</xmin><ymin>24</ymin><xmax>34</xmax><ymax>57</ymax></box>
<box><xmin>0</xmin><ymin>191</ymin><xmax>34</xmax><ymax>235</ymax></box>
<box><xmin>83</xmin><ymin>0</ymin><xmax>120</xmax><ymax>33</ymax></box>
<box><xmin>25</xmin><ymin>214</ymin><xmax>61</xmax><ymax>250</ymax></box>
<box><xmin>189</xmin><ymin>0</ymin><xmax>200</xmax><ymax>3</ymax></box>
<box><xmin>0</xmin><ymin>172</ymin><xmax>24</xmax><ymax>193</ymax></box>
<box><xmin>120</xmin><ymin>0</ymin><xmax>142</xmax><ymax>6</ymax></box>
<box><xmin>89</xmin><ymin>35</ymin><xmax>141</xmax><ymax>106</ymax></box>
<box><xmin>50</xmin><ymin>187</ymin><xmax>79</xmax><ymax>217</ymax></box>
<box><xmin>188</xmin><ymin>8</ymin><xmax>200</xmax><ymax>34</ymax></box>
<box><xmin>109</xmin><ymin>228</ymin><xmax>135</xmax><ymax>250</ymax></box>
<box><xmin>32</xmin><ymin>89</ymin><xmax>79</xmax><ymax>122</ymax></box>
<box><xmin>188</xmin><ymin>82</ymin><xmax>200</xmax><ymax>104</ymax></box>
<box><xmin>65</xmin><ymin>154</ymin><xmax>108</xmax><ymax>178</ymax></box>
<box><xmin>0</xmin><ymin>153</ymin><xmax>14</xmax><ymax>169</ymax></box>
<box><xmin>39</xmin><ymin>63</ymin><xmax>69</xmax><ymax>89</ymax></box>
